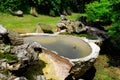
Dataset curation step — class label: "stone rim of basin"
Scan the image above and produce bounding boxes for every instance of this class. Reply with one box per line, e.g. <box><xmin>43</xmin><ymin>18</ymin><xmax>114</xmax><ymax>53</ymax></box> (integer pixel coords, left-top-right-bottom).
<box><xmin>21</xmin><ymin>33</ymin><xmax>100</xmax><ymax>62</ymax></box>
<box><xmin>21</xmin><ymin>33</ymin><xmax>100</xmax><ymax>79</ymax></box>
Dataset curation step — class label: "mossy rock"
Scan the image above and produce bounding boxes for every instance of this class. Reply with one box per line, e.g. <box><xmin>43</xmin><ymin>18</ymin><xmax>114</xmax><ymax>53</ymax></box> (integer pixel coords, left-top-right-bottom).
<box><xmin>37</xmin><ymin>23</ymin><xmax>53</xmax><ymax>34</ymax></box>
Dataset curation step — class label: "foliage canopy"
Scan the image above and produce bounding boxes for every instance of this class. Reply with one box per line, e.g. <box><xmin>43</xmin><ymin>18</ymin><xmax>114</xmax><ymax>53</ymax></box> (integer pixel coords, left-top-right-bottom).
<box><xmin>0</xmin><ymin>0</ymin><xmax>91</xmax><ymax>16</ymax></box>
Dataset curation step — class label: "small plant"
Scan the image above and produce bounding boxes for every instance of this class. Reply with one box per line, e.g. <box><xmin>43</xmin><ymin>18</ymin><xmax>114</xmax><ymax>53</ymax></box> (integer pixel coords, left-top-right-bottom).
<box><xmin>4</xmin><ymin>54</ymin><xmax>18</xmax><ymax>62</ymax></box>
<box><xmin>49</xmin><ymin>10</ymin><xmax>56</xmax><ymax>17</ymax></box>
<box><xmin>0</xmin><ymin>52</ymin><xmax>18</xmax><ymax>62</ymax></box>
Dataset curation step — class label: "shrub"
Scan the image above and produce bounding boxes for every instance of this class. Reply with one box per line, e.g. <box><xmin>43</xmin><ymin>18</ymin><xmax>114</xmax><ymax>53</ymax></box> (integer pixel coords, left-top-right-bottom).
<box><xmin>107</xmin><ymin>1</ymin><xmax>120</xmax><ymax>50</ymax></box>
<box><xmin>85</xmin><ymin>0</ymin><xmax>112</xmax><ymax>22</ymax></box>
<box><xmin>86</xmin><ymin>0</ymin><xmax>120</xmax><ymax>51</ymax></box>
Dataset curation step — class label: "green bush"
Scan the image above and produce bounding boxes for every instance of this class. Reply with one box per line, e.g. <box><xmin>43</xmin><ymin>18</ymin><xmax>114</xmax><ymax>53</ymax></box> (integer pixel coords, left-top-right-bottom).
<box><xmin>108</xmin><ymin>1</ymin><xmax>120</xmax><ymax>49</ymax></box>
<box><xmin>85</xmin><ymin>0</ymin><xmax>112</xmax><ymax>22</ymax></box>
<box><xmin>86</xmin><ymin>0</ymin><xmax>120</xmax><ymax>50</ymax></box>
<box><xmin>85</xmin><ymin>0</ymin><xmax>120</xmax><ymax>35</ymax></box>
<box><xmin>108</xmin><ymin>0</ymin><xmax>120</xmax><ymax>35</ymax></box>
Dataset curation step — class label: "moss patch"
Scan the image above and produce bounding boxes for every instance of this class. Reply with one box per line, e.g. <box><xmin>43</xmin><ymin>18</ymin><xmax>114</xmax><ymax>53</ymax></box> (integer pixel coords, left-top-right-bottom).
<box><xmin>0</xmin><ymin>53</ymin><xmax>18</xmax><ymax>62</ymax></box>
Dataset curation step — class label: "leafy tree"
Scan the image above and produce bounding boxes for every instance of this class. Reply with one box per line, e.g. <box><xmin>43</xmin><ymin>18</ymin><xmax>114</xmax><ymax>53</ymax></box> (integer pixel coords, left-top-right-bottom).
<box><xmin>0</xmin><ymin>0</ymin><xmax>91</xmax><ymax>15</ymax></box>
<box><xmin>36</xmin><ymin>0</ymin><xmax>61</xmax><ymax>16</ymax></box>
<box><xmin>70</xmin><ymin>0</ymin><xmax>91</xmax><ymax>13</ymax></box>
<box><xmin>0</xmin><ymin>0</ymin><xmax>29</xmax><ymax>13</ymax></box>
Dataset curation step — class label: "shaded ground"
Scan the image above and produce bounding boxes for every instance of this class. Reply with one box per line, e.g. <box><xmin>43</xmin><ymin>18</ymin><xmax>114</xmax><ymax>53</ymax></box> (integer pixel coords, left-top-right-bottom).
<box><xmin>94</xmin><ymin>54</ymin><xmax>120</xmax><ymax>80</ymax></box>
<box><xmin>81</xmin><ymin>54</ymin><xmax>120</xmax><ymax>80</ymax></box>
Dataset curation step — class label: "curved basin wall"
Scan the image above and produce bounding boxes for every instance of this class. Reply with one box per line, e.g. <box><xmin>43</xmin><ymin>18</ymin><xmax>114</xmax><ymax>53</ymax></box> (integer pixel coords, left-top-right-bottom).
<box><xmin>23</xmin><ymin>35</ymin><xmax>92</xmax><ymax>59</ymax></box>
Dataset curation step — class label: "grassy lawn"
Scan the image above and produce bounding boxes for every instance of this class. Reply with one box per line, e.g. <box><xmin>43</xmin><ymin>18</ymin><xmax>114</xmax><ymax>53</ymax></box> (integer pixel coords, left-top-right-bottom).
<box><xmin>0</xmin><ymin>13</ymin><xmax>82</xmax><ymax>33</ymax></box>
<box><xmin>94</xmin><ymin>54</ymin><xmax>120</xmax><ymax>80</ymax></box>
<box><xmin>0</xmin><ymin>13</ymin><xmax>120</xmax><ymax>80</ymax></box>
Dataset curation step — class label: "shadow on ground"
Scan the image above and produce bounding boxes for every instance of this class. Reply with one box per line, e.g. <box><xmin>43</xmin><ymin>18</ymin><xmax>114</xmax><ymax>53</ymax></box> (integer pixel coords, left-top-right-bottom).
<box><xmin>80</xmin><ymin>66</ymin><xmax>96</xmax><ymax>80</ymax></box>
<box><xmin>65</xmin><ymin>66</ymin><xmax>96</xmax><ymax>80</ymax></box>
<box><xmin>100</xmin><ymin>38</ymin><xmax>120</xmax><ymax>67</ymax></box>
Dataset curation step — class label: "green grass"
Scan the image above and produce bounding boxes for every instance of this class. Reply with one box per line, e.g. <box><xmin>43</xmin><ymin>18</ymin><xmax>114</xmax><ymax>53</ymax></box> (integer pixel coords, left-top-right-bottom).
<box><xmin>0</xmin><ymin>13</ymin><xmax>82</xmax><ymax>33</ymax></box>
<box><xmin>94</xmin><ymin>55</ymin><xmax>120</xmax><ymax>80</ymax></box>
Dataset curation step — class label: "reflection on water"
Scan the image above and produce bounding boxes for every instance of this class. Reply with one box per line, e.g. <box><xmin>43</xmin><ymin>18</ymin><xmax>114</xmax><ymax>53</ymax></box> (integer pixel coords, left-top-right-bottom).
<box><xmin>24</xmin><ymin>35</ymin><xmax>91</xmax><ymax>59</ymax></box>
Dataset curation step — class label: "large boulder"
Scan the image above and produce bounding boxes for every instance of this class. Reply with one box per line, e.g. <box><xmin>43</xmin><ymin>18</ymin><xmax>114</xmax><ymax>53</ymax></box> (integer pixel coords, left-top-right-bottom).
<box><xmin>30</xmin><ymin>7</ymin><xmax>38</xmax><ymax>17</ymax></box>
<box><xmin>0</xmin><ymin>42</ymin><xmax>41</xmax><ymax>70</ymax></box>
<box><xmin>9</xmin><ymin>9</ymin><xmax>23</xmax><ymax>17</ymax></box>
<box><xmin>0</xmin><ymin>25</ymin><xmax>23</xmax><ymax>45</ymax></box>
<box><xmin>0</xmin><ymin>26</ymin><xmax>44</xmax><ymax>79</ymax></box>
<box><xmin>0</xmin><ymin>42</ymin><xmax>43</xmax><ymax>79</ymax></box>
<box><xmin>74</xmin><ymin>21</ymin><xmax>86</xmax><ymax>33</ymax></box>
<box><xmin>86</xmin><ymin>26</ymin><xmax>109</xmax><ymax>41</ymax></box>
<box><xmin>36</xmin><ymin>23</ymin><xmax>53</xmax><ymax>33</ymax></box>
<box><xmin>12</xmin><ymin>42</ymin><xmax>41</xmax><ymax>63</ymax></box>
<box><xmin>57</xmin><ymin>15</ymin><xmax>86</xmax><ymax>33</ymax></box>
<box><xmin>8</xmin><ymin>31</ymin><xmax>24</xmax><ymax>45</ymax></box>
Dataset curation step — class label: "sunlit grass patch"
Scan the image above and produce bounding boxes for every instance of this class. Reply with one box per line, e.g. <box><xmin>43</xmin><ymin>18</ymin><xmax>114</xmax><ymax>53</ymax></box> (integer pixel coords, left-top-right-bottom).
<box><xmin>0</xmin><ymin>13</ymin><xmax>82</xmax><ymax>33</ymax></box>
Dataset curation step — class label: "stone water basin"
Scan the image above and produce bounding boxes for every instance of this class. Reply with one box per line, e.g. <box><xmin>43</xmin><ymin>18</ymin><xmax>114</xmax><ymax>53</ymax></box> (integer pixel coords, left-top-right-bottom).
<box><xmin>22</xmin><ymin>33</ymin><xmax>100</xmax><ymax>80</ymax></box>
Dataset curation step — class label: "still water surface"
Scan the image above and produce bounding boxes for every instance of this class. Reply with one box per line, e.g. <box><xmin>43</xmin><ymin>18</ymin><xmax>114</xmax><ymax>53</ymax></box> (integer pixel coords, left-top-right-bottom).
<box><xmin>24</xmin><ymin>35</ymin><xmax>91</xmax><ymax>59</ymax></box>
